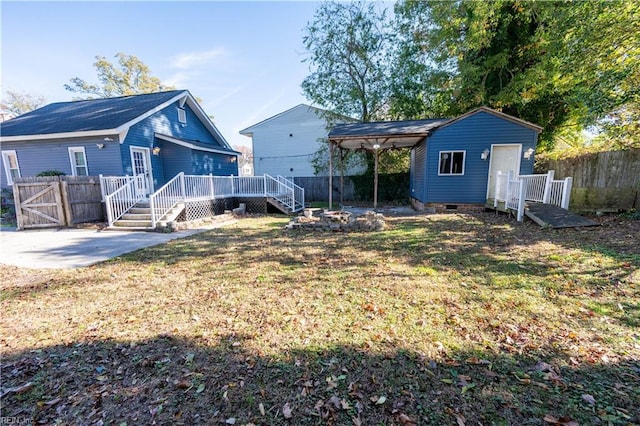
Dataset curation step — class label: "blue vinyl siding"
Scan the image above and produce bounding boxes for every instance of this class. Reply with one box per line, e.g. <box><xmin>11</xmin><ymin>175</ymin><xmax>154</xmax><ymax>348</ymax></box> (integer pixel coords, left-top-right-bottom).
<box><xmin>0</xmin><ymin>138</ymin><xmax>122</xmax><ymax>187</ymax></box>
<box><xmin>416</xmin><ymin>111</ymin><xmax>538</xmax><ymax>204</ymax></box>
<box><xmin>410</xmin><ymin>140</ymin><xmax>427</xmax><ymax>201</ymax></box>
<box><xmin>122</xmin><ymin>102</ymin><xmax>233</xmax><ymax>186</ymax></box>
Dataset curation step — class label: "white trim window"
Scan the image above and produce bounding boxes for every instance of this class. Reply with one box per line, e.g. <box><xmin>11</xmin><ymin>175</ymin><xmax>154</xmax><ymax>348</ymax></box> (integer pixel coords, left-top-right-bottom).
<box><xmin>438</xmin><ymin>150</ymin><xmax>466</xmax><ymax>175</ymax></box>
<box><xmin>178</xmin><ymin>108</ymin><xmax>187</xmax><ymax>124</ymax></box>
<box><xmin>2</xmin><ymin>150</ymin><xmax>21</xmax><ymax>185</ymax></box>
<box><xmin>68</xmin><ymin>147</ymin><xmax>89</xmax><ymax>176</ymax></box>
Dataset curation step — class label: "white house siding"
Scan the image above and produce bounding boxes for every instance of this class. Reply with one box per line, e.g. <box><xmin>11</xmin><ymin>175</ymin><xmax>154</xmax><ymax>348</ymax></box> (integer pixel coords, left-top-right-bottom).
<box><xmin>243</xmin><ymin>105</ymin><xmax>327</xmax><ymax>177</ymax></box>
<box><xmin>243</xmin><ymin>104</ymin><xmax>366</xmax><ymax>178</ymax></box>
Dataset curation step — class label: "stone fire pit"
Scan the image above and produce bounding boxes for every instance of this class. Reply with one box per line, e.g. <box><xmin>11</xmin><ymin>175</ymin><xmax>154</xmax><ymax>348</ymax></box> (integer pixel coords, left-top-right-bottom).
<box><xmin>285</xmin><ymin>208</ymin><xmax>386</xmax><ymax>232</ymax></box>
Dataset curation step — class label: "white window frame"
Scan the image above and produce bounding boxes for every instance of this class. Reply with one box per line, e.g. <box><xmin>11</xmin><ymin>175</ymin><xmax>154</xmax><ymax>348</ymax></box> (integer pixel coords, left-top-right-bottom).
<box><xmin>178</xmin><ymin>108</ymin><xmax>187</xmax><ymax>124</ymax></box>
<box><xmin>68</xmin><ymin>147</ymin><xmax>89</xmax><ymax>176</ymax></box>
<box><xmin>2</xmin><ymin>150</ymin><xmax>21</xmax><ymax>185</ymax></box>
<box><xmin>438</xmin><ymin>150</ymin><xmax>466</xmax><ymax>176</ymax></box>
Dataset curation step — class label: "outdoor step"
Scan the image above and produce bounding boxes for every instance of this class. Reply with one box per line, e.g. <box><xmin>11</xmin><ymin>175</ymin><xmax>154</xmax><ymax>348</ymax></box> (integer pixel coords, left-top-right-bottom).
<box><xmin>121</xmin><ymin>213</ymin><xmax>152</xmax><ymax>221</ymax></box>
<box><xmin>113</xmin><ymin>219</ymin><xmax>153</xmax><ymax>228</ymax></box>
<box><xmin>129</xmin><ymin>207</ymin><xmax>151</xmax><ymax>214</ymax></box>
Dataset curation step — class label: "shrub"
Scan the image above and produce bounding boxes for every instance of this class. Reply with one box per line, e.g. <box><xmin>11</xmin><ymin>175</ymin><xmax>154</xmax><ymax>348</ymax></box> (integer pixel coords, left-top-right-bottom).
<box><xmin>36</xmin><ymin>170</ymin><xmax>66</xmax><ymax>177</ymax></box>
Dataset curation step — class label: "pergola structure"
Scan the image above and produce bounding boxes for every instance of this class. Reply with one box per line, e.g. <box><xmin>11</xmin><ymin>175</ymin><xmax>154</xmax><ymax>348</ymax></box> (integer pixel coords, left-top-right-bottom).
<box><xmin>327</xmin><ymin>118</ymin><xmax>449</xmax><ymax>209</ymax></box>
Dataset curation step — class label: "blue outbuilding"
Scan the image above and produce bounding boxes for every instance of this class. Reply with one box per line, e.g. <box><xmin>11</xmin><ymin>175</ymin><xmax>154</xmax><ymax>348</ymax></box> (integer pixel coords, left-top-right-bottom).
<box><xmin>328</xmin><ymin>107</ymin><xmax>543</xmax><ymax>210</ymax></box>
<box><xmin>0</xmin><ymin>90</ymin><xmax>239</xmax><ymax>191</ymax></box>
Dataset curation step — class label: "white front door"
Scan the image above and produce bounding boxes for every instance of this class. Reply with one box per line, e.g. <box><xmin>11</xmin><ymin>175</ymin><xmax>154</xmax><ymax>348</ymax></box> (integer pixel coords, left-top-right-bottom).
<box><xmin>486</xmin><ymin>144</ymin><xmax>521</xmax><ymax>199</ymax></box>
<box><xmin>130</xmin><ymin>147</ymin><xmax>153</xmax><ymax>196</ymax></box>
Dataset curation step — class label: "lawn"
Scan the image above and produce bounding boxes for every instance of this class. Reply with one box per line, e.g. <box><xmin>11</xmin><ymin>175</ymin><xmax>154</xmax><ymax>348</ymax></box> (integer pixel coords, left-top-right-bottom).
<box><xmin>1</xmin><ymin>212</ymin><xmax>638</xmax><ymax>425</ymax></box>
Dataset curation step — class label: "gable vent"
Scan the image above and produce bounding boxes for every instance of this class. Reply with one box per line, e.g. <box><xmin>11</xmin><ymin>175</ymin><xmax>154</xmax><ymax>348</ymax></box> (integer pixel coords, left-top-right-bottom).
<box><xmin>178</xmin><ymin>108</ymin><xmax>187</xmax><ymax>124</ymax></box>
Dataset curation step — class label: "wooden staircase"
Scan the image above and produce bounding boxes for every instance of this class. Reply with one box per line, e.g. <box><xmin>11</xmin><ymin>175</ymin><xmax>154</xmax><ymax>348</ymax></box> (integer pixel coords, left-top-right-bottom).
<box><xmin>112</xmin><ymin>200</ymin><xmax>185</xmax><ymax>230</ymax></box>
<box><xmin>267</xmin><ymin>197</ymin><xmax>296</xmax><ymax>215</ymax></box>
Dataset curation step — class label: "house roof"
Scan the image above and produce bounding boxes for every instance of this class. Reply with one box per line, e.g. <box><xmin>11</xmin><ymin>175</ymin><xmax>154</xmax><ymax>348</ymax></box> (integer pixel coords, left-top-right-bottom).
<box><xmin>0</xmin><ymin>90</ymin><xmax>233</xmax><ymax>149</ymax></box>
<box><xmin>1</xmin><ymin>90</ymin><xmax>184</xmax><ymax>137</ymax></box>
<box><xmin>327</xmin><ymin>106</ymin><xmax>542</xmax><ymax>151</ymax></box>
<box><xmin>239</xmin><ymin>104</ymin><xmax>348</xmax><ymax>137</ymax></box>
<box><xmin>328</xmin><ymin>118</ymin><xmax>449</xmax><ymax>150</ymax></box>
<box><xmin>155</xmin><ymin>133</ymin><xmax>240</xmax><ymax>156</ymax></box>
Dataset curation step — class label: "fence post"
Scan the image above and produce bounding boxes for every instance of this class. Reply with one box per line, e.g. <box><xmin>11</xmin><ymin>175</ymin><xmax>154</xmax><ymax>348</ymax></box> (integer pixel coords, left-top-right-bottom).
<box><xmin>561</xmin><ymin>177</ymin><xmax>573</xmax><ymax>210</ymax></box>
<box><xmin>179</xmin><ymin>172</ymin><xmax>186</xmax><ymax>201</ymax></box>
<box><xmin>517</xmin><ymin>180</ymin><xmax>526</xmax><ymax>222</ymax></box>
<box><xmin>60</xmin><ymin>180</ymin><xmax>72</xmax><ymax>226</ymax></box>
<box><xmin>542</xmin><ymin>170</ymin><xmax>554</xmax><ymax>204</ymax></box>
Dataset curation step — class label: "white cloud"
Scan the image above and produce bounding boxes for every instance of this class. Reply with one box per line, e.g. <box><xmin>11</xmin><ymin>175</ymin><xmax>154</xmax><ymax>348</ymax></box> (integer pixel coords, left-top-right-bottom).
<box><xmin>170</xmin><ymin>48</ymin><xmax>226</xmax><ymax>69</ymax></box>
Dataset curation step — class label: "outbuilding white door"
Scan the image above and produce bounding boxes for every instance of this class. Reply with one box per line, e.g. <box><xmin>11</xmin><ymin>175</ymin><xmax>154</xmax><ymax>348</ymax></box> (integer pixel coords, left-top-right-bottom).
<box><xmin>486</xmin><ymin>144</ymin><xmax>521</xmax><ymax>200</ymax></box>
<box><xmin>130</xmin><ymin>147</ymin><xmax>153</xmax><ymax>196</ymax></box>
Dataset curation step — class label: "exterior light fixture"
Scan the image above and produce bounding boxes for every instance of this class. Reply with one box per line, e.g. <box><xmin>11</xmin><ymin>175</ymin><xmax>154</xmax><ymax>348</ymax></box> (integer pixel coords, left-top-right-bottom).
<box><xmin>481</xmin><ymin>149</ymin><xmax>490</xmax><ymax>160</ymax></box>
<box><xmin>523</xmin><ymin>148</ymin><xmax>535</xmax><ymax>159</ymax></box>
<box><xmin>96</xmin><ymin>143</ymin><xmax>105</xmax><ymax>149</ymax></box>
<box><xmin>103</xmin><ymin>137</ymin><xmax>114</xmax><ymax>142</ymax></box>
<box><xmin>152</xmin><ymin>147</ymin><xmax>161</xmax><ymax>156</ymax></box>
<box><xmin>372</xmin><ymin>143</ymin><xmax>381</xmax><ymax>150</ymax></box>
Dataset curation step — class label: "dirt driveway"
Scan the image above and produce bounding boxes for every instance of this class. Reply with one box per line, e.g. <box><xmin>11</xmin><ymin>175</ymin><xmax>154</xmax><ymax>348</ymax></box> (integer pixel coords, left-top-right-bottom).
<box><xmin>0</xmin><ymin>221</ymin><xmax>235</xmax><ymax>269</ymax></box>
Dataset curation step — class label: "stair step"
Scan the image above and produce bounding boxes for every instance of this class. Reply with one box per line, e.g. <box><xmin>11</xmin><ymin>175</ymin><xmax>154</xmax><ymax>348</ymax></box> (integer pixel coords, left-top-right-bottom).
<box><xmin>130</xmin><ymin>207</ymin><xmax>151</xmax><ymax>214</ymax></box>
<box><xmin>122</xmin><ymin>213</ymin><xmax>152</xmax><ymax>220</ymax></box>
<box><xmin>114</xmin><ymin>219</ymin><xmax>153</xmax><ymax>228</ymax></box>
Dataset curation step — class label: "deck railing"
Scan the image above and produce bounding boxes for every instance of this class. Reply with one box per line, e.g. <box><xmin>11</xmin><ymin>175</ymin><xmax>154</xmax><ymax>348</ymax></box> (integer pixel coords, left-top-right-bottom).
<box><xmin>149</xmin><ymin>172</ymin><xmax>185</xmax><ymax>228</ymax></box>
<box><xmin>101</xmin><ymin>174</ymin><xmax>305</xmax><ymax>227</ymax></box>
<box><xmin>492</xmin><ymin>170</ymin><xmax>572</xmax><ymax>222</ymax></box>
<box><xmin>103</xmin><ymin>175</ymin><xmax>147</xmax><ymax>226</ymax></box>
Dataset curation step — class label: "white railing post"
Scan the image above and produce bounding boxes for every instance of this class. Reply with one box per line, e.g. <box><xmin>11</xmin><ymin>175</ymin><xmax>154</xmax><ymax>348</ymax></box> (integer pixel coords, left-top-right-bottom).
<box><xmin>150</xmin><ymin>196</ymin><xmax>156</xmax><ymax>228</ymax></box>
<box><xmin>517</xmin><ymin>179</ymin><xmax>526</xmax><ymax>222</ymax></box>
<box><xmin>506</xmin><ymin>170</ymin><xmax>514</xmax><ymax>206</ymax></box>
<box><xmin>561</xmin><ymin>177</ymin><xmax>573</xmax><ymax>210</ymax></box>
<box><xmin>231</xmin><ymin>175</ymin><xmax>236</xmax><ymax>196</ymax></box>
<box><xmin>209</xmin><ymin>173</ymin><xmax>214</xmax><ymax>199</ymax></box>
<box><xmin>542</xmin><ymin>170</ymin><xmax>554</xmax><ymax>204</ymax></box>
<box><xmin>105</xmin><ymin>195</ymin><xmax>114</xmax><ymax>226</ymax></box>
<box><xmin>179</xmin><ymin>172</ymin><xmax>186</xmax><ymax>200</ymax></box>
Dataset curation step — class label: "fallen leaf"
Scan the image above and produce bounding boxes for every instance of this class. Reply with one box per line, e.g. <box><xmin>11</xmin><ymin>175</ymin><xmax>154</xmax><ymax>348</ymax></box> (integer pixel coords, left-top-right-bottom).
<box><xmin>225</xmin><ymin>418</ymin><xmax>236</xmax><ymax>425</ymax></box>
<box><xmin>196</xmin><ymin>383</ymin><xmax>205</xmax><ymax>393</ymax></box>
<box><xmin>282</xmin><ymin>402</ymin><xmax>293</xmax><ymax>419</ymax></box>
<box><xmin>543</xmin><ymin>414</ymin><xmax>579</xmax><ymax>425</ymax></box>
<box><xmin>259</xmin><ymin>403</ymin><xmax>265</xmax><ymax>416</ymax></box>
<box><xmin>581</xmin><ymin>394</ymin><xmax>596</xmax><ymax>405</ymax></box>
<box><xmin>352</xmin><ymin>416</ymin><xmax>362</xmax><ymax>426</ymax></box>
<box><xmin>375</xmin><ymin>395</ymin><xmax>386</xmax><ymax>405</ymax></box>
<box><xmin>398</xmin><ymin>413</ymin><xmax>416</xmax><ymax>424</ymax></box>
<box><xmin>175</xmin><ymin>380</ymin><xmax>191</xmax><ymax>389</ymax></box>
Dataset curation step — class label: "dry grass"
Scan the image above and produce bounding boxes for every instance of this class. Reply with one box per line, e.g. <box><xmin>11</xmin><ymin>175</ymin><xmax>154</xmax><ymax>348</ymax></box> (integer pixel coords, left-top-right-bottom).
<box><xmin>1</xmin><ymin>212</ymin><xmax>639</xmax><ymax>425</ymax></box>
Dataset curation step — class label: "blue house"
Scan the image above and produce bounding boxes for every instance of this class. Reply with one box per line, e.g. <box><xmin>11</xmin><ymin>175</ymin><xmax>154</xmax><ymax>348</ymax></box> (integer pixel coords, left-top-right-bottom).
<box><xmin>0</xmin><ymin>90</ymin><xmax>239</xmax><ymax>191</ymax></box>
<box><xmin>328</xmin><ymin>107</ymin><xmax>543</xmax><ymax>211</ymax></box>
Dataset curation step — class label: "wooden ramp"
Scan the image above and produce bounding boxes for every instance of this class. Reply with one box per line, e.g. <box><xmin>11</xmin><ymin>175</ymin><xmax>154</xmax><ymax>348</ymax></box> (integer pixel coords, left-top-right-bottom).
<box><xmin>525</xmin><ymin>202</ymin><xmax>599</xmax><ymax>228</ymax></box>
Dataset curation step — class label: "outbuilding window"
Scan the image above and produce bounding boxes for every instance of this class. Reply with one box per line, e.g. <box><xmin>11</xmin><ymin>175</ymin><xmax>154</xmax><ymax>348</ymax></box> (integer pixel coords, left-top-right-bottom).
<box><xmin>2</xmin><ymin>150</ymin><xmax>21</xmax><ymax>184</ymax></box>
<box><xmin>438</xmin><ymin>151</ymin><xmax>465</xmax><ymax>175</ymax></box>
<box><xmin>68</xmin><ymin>147</ymin><xmax>89</xmax><ymax>176</ymax></box>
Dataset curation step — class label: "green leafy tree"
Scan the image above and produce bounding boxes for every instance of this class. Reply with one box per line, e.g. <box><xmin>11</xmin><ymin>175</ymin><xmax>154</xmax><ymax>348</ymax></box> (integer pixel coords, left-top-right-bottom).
<box><xmin>1</xmin><ymin>90</ymin><xmax>47</xmax><ymax>116</ymax></box>
<box><xmin>302</xmin><ymin>1</ymin><xmax>391</xmax><ymax>122</ymax></box>
<box><xmin>65</xmin><ymin>52</ymin><xmax>175</xmax><ymax>98</ymax></box>
<box><xmin>391</xmin><ymin>0</ymin><xmax>640</xmax><ymax>151</ymax></box>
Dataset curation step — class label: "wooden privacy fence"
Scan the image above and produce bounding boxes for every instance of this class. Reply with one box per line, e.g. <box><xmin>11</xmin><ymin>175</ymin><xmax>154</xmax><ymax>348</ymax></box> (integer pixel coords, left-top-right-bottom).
<box><xmin>536</xmin><ymin>149</ymin><xmax>640</xmax><ymax>211</ymax></box>
<box><xmin>13</xmin><ymin>176</ymin><xmax>104</xmax><ymax>230</ymax></box>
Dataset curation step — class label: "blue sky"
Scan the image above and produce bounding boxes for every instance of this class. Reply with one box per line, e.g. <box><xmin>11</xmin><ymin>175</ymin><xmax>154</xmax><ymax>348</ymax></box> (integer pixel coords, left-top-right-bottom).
<box><xmin>1</xmin><ymin>1</ymin><xmax>323</xmax><ymax>149</ymax></box>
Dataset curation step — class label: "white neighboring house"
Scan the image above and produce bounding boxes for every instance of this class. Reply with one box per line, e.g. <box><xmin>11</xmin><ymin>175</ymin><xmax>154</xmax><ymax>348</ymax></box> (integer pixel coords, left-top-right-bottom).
<box><xmin>240</xmin><ymin>104</ymin><xmax>361</xmax><ymax>177</ymax></box>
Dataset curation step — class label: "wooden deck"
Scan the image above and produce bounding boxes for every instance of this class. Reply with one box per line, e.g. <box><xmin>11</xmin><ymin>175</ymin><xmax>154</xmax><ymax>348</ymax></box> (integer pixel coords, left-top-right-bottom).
<box><xmin>525</xmin><ymin>202</ymin><xmax>599</xmax><ymax>228</ymax></box>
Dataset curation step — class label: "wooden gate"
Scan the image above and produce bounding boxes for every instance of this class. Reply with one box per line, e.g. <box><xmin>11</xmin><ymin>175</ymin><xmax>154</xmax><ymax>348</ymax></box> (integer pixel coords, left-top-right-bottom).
<box><xmin>13</xmin><ymin>181</ymin><xmax>66</xmax><ymax>229</ymax></box>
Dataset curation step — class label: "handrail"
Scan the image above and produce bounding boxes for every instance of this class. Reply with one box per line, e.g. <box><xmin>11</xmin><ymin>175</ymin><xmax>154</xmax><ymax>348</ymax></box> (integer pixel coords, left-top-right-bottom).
<box><xmin>149</xmin><ymin>172</ymin><xmax>185</xmax><ymax>228</ymax></box>
<box><xmin>104</xmin><ymin>175</ymin><xmax>146</xmax><ymax>226</ymax></box>
<box><xmin>492</xmin><ymin>170</ymin><xmax>572</xmax><ymax>222</ymax></box>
